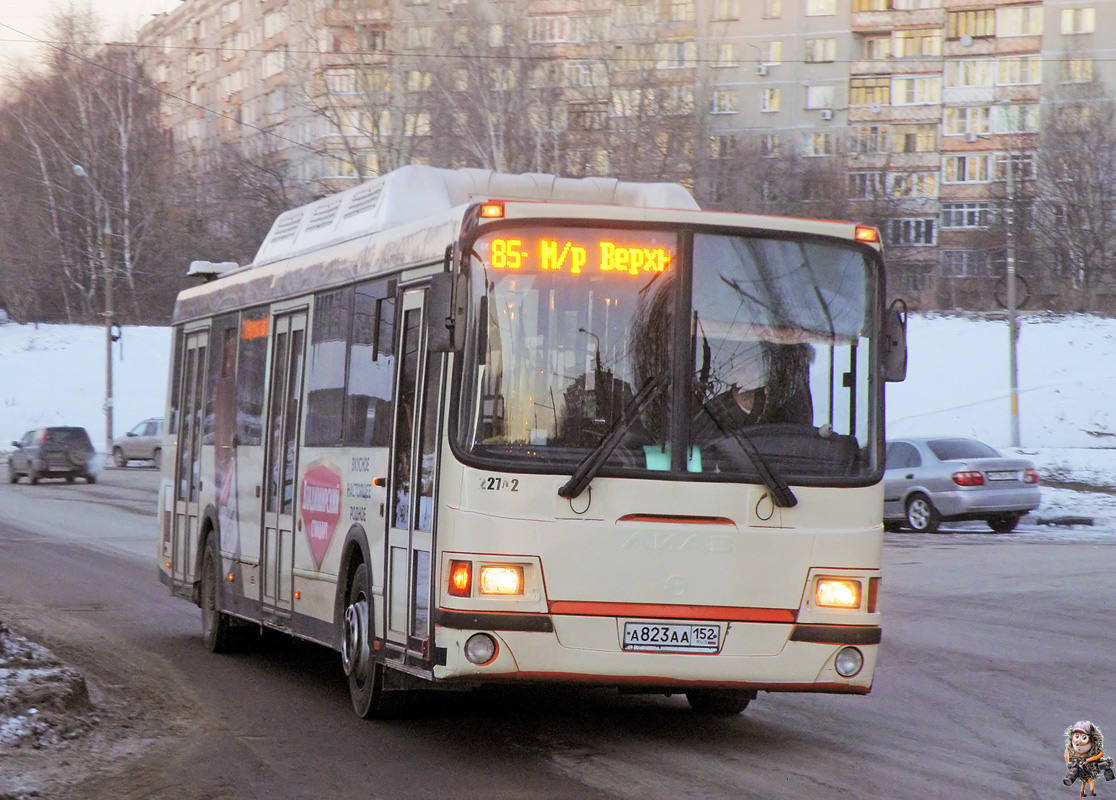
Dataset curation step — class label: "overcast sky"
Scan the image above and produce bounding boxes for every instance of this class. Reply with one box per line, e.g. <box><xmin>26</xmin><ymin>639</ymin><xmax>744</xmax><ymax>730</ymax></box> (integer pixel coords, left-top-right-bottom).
<box><xmin>0</xmin><ymin>0</ymin><xmax>177</xmax><ymax>64</ymax></box>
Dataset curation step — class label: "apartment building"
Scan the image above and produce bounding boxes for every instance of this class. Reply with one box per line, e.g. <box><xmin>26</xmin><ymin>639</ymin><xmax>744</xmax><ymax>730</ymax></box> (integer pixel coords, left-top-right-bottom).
<box><xmin>138</xmin><ymin>0</ymin><xmax>1116</xmax><ymax>309</ymax></box>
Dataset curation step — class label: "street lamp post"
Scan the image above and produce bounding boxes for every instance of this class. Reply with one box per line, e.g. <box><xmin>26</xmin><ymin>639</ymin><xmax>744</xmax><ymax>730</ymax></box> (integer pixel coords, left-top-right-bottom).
<box><xmin>73</xmin><ymin>164</ymin><xmax>114</xmax><ymax>455</ymax></box>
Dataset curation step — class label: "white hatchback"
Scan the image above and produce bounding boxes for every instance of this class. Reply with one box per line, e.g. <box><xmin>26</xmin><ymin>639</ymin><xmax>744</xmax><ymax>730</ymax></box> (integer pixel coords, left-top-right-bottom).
<box><xmin>112</xmin><ymin>418</ymin><xmax>165</xmax><ymax>468</ymax></box>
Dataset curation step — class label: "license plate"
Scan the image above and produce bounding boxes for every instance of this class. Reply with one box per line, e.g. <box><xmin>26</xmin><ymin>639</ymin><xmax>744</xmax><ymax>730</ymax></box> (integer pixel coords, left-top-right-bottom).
<box><xmin>622</xmin><ymin>622</ymin><xmax>720</xmax><ymax>653</ymax></box>
<box><xmin>987</xmin><ymin>471</ymin><xmax>1017</xmax><ymax>481</ymax></box>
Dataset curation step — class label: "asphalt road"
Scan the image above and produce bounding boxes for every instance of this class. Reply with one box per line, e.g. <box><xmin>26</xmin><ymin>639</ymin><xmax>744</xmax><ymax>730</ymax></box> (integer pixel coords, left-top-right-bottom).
<box><xmin>1</xmin><ymin>465</ymin><xmax>1112</xmax><ymax>799</ymax></box>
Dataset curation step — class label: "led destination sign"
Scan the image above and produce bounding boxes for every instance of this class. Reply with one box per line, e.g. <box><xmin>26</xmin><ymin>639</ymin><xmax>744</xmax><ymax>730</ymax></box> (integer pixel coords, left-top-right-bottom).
<box><xmin>482</xmin><ymin>229</ymin><xmax>675</xmax><ymax>276</ymax></box>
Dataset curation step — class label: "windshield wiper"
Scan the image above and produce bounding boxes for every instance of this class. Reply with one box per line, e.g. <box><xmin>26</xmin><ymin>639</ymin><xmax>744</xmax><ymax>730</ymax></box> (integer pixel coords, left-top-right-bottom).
<box><xmin>699</xmin><ymin>399</ymin><xmax>798</xmax><ymax>508</ymax></box>
<box><xmin>558</xmin><ymin>377</ymin><xmax>664</xmax><ymax>500</ymax></box>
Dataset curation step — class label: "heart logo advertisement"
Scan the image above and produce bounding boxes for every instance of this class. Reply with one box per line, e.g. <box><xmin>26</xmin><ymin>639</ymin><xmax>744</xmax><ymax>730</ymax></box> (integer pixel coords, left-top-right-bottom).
<box><xmin>300</xmin><ymin>458</ymin><xmax>343</xmax><ymax>569</ymax></box>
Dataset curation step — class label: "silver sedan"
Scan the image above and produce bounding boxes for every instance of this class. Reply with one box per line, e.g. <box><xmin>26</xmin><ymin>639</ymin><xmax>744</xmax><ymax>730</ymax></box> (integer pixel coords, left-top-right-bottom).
<box><xmin>883</xmin><ymin>437</ymin><xmax>1041</xmax><ymax>533</ymax></box>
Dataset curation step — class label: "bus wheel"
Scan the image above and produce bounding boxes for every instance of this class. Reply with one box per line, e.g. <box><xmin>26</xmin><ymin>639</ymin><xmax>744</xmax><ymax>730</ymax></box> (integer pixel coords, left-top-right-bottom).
<box><xmin>201</xmin><ymin>535</ymin><xmax>233</xmax><ymax>653</ymax></box>
<box><xmin>343</xmin><ymin>563</ymin><xmax>409</xmax><ymax>719</ymax></box>
<box><xmin>685</xmin><ymin>690</ymin><xmax>755</xmax><ymax>715</ymax></box>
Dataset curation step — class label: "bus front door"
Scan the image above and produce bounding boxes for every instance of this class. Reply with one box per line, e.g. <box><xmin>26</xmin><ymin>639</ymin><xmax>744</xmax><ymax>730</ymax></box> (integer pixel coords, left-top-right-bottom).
<box><xmin>173</xmin><ymin>330</ymin><xmax>208</xmax><ymax>587</ymax></box>
<box><xmin>260</xmin><ymin>311</ymin><xmax>307</xmax><ymax>623</ymax></box>
<box><xmin>385</xmin><ymin>289</ymin><xmax>443</xmax><ymax>660</ymax></box>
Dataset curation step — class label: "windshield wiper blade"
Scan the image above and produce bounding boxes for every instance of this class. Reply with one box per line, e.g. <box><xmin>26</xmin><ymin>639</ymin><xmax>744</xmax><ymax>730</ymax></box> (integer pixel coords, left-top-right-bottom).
<box><xmin>558</xmin><ymin>377</ymin><xmax>663</xmax><ymax>500</ymax></box>
<box><xmin>700</xmin><ymin>400</ymin><xmax>798</xmax><ymax>508</ymax></box>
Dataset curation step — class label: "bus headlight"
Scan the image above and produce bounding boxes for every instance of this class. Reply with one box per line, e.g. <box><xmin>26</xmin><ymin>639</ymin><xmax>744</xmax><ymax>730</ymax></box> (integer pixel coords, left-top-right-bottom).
<box><xmin>464</xmin><ymin>633</ymin><xmax>497</xmax><ymax>665</ymax></box>
<box><xmin>834</xmin><ymin>647</ymin><xmax>864</xmax><ymax>678</ymax></box>
<box><xmin>478</xmin><ymin>565</ymin><xmax>524</xmax><ymax>595</ymax></box>
<box><xmin>815</xmin><ymin>578</ymin><xmax>861</xmax><ymax>609</ymax></box>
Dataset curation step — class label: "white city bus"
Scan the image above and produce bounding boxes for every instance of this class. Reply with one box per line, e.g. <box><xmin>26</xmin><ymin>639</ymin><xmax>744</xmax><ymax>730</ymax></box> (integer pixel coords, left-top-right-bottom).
<box><xmin>158</xmin><ymin>165</ymin><xmax>908</xmax><ymax>718</ymax></box>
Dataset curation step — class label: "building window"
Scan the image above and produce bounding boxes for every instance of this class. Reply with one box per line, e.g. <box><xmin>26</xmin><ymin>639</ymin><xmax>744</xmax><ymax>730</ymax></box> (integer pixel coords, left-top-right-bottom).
<box><xmin>944</xmin><ymin>106</ymin><xmax>990</xmax><ymax>136</ymax></box>
<box><xmin>996</xmin><ymin>5</ymin><xmax>1043</xmax><ymax>36</ymax></box>
<box><xmin>945</xmin><ymin>59</ymin><xmax>994</xmax><ymax>89</ymax></box>
<box><xmin>762</xmin><ymin>180</ymin><xmax>780</xmax><ymax>203</ymax></box>
<box><xmin>805</xmin><ymin>85</ymin><xmax>834</xmax><ymax>110</ymax></box>
<box><xmin>904</xmin><ymin>271</ymin><xmax>932</xmax><ymax>292</ymax></box>
<box><xmin>889</xmin><ymin>172</ymin><xmax>937</xmax><ymax>197</ymax></box>
<box><xmin>528</xmin><ymin>15</ymin><xmax>568</xmax><ymax>43</ymax></box>
<box><xmin>998</xmin><ymin>152</ymin><xmax>1036</xmax><ymax>182</ymax></box>
<box><xmin>862</xmin><ymin>36</ymin><xmax>891</xmax><ymax>60</ymax></box>
<box><xmin>712</xmin><ymin>88</ymin><xmax>738</xmax><ymax>114</ymax></box>
<box><xmin>848</xmin><ymin>171</ymin><xmax>884</xmax><ymax>200</ymax></box>
<box><xmin>805</xmin><ymin>38</ymin><xmax>836</xmax><ymax>63</ymax></box>
<box><xmin>1063</xmin><ymin>58</ymin><xmax>1094</xmax><ymax>83</ymax></box>
<box><xmin>760</xmin><ymin>88</ymin><xmax>780</xmax><ymax>113</ymax></box>
<box><xmin>656</xmin><ymin>40</ymin><xmax>697</xmax><ymax>69</ymax></box>
<box><xmin>851</xmin><ymin>125</ymin><xmax>889</xmax><ymax>154</ymax></box>
<box><xmin>404</xmin><ymin>112</ymin><xmax>431</xmax><ymax>136</ymax></box>
<box><xmin>712</xmin><ymin>0</ymin><xmax>741</xmax><ymax>20</ymax></box>
<box><xmin>569</xmin><ymin>103</ymin><xmax>608</xmax><ymax>131</ymax></box>
<box><xmin>891</xmin><ymin>76</ymin><xmax>940</xmax><ymax>105</ymax></box>
<box><xmin>667</xmin><ymin>0</ymin><xmax>696</xmax><ymax>21</ymax></box>
<box><xmin>941</xmin><ymin>202</ymin><xmax>992</xmax><ymax>228</ymax></box>
<box><xmin>806</xmin><ymin>132</ymin><xmax>835</xmax><ymax>156</ymax></box>
<box><xmin>892</xmin><ymin>124</ymin><xmax>937</xmax><ymax>153</ymax></box>
<box><xmin>943</xmin><ymin>154</ymin><xmax>992</xmax><ymax>183</ymax></box>
<box><xmin>887</xmin><ymin>218</ymin><xmax>936</xmax><ymax>246</ymax></box>
<box><xmin>997</xmin><ymin>56</ymin><xmax>1041</xmax><ymax>86</ymax></box>
<box><xmin>941</xmin><ymin>250</ymin><xmax>989</xmax><ymax>277</ymax></box>
<box><xmin>713</xmin><ymin>43</ymin><xmax>739</xmax><ymax>67</ymax></box>
<box><xmin>850</xmin><ymin>77</ymin><xmax>889</xmax><ymax>106</ymax></box>
<box><xmin>806</xmin><ymin>0</ymin><xmax>836</xmax><ymax>16</ymax></box>
<box><xmin>406</xmin><ymin>26</ymin><xmax>433</xmax><ymax>49</ymax></box>
<box><xmin>761</xmin><ymin>134</ymin><xmax>781</xmax><ymax>157</ymax></box>
<box><xmin>1061</xmin><ymin>7</ymin><xmax>1096</xmax><ymax>34</ymax></box>
<box><xmin>763</xmin><ymin>0</ymin><xmax>782</xmax><ymax>17</ymax></box>
<box><xmin>993</xmin><ymin>103</ymin><xmax>1040</xmax><ymax>133</ymax></box>
<box><xmin>761</xmin><ymin>41</ymin><xmax>783</xmax><ymax>64</ymax></box>
<box><xmin>710</xmin><ymin>134</ymin><xmax>737</xmax><ymax>158</ymax></box>
<box><xmin>947</xmin><ymin>10</ymin><xmax>995</xmax><ymax>39</ymax></box>
<box><xmin>852</xmin><ymin>0</ymin><xmax>887</xmax><ymax>10</ymax></box>
<box><xmin>894</xmin><ymin>29</ymin><xmax>941</xmax><ymax>58</ymax></box>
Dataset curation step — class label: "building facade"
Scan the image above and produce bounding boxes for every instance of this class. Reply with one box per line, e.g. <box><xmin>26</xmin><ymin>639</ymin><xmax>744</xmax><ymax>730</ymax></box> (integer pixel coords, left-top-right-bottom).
<box><xmin>137</xmin><ymin>0</ymin><xmax>1116</xmax><ymax>309</ymax></box>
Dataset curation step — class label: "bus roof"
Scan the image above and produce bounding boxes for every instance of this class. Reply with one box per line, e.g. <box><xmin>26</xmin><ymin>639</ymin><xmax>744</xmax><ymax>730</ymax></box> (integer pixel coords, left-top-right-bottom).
<box><xmin>173</xmin><ymin>166</ymin><xmax>877</xmax><ymax>324</ymax></box>
<box><xmin>251</xmin><ymin>165</ymin><xmax>700</xmax><ymax>268</ymax></box>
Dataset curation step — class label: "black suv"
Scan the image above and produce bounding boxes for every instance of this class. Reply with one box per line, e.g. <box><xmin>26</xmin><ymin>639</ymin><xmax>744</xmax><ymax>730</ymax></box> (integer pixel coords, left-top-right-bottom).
<box><xmin>9</xmin><ymin>427</ymin><xmax>97</xmax><ymax>484</ymax></box>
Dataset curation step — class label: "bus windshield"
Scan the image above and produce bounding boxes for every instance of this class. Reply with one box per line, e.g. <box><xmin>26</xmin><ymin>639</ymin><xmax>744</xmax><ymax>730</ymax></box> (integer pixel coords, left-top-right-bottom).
<box><xmin>456</xmin><ymin>224</ymin><xmax>879</xmax><ymax>484</ymax></box>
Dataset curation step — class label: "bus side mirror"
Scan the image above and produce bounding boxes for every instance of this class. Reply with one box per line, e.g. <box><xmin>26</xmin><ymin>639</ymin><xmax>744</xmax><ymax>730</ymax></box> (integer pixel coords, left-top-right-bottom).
<box><xmin>428</xmin><ymin>270</ymin><xmax>466</xmax><ymax>353</ymax></box>
<box><xmin>882</xmin><ymin>298</ymin><xmax>908</xmax><ymax>383</ymax></box>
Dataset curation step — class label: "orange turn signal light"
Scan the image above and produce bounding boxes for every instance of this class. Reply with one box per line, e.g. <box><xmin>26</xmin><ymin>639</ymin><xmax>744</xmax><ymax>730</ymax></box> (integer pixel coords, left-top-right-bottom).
<box><xmin>854</xmin><ymin>225</ymin><xmax>880</xmax><ymax>243</ymax></box>
<box><xmin>479</xmin><ymin>203</ymin><xmax>504</xmax><ymax>219</ymax></box>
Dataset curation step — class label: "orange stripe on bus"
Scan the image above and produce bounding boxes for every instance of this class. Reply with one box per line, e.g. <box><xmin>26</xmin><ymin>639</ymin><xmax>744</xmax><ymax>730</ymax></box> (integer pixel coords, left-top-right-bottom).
<box><xmin>547</xmin><ymin>600</ymin><xmax>796</xmax><ymax>623</ymax></box>
<box><xmin>616</xmin><ymin>514</ymin><xmax>735</xmax><ymax>525</ymax></box>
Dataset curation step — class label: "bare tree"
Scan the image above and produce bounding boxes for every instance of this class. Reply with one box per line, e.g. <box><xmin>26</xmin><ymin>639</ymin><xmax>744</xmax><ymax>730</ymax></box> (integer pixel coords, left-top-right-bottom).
<box><xmin>1034</xmin><ymin>80</ymin><xmax>1116</xmax><ymax>312</ymax></box>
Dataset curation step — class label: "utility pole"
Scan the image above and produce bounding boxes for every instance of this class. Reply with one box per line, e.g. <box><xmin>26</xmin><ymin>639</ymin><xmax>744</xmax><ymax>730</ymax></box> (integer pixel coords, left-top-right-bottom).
<box><xmin>1005</xmin><ymin>151</ymin><xmax>1021</xmax><ymax>447</ymax></box>
<box><xmin>73</xmin><ymin>164</ymin><xmax>114</xmax><ymax>455</ymax></box>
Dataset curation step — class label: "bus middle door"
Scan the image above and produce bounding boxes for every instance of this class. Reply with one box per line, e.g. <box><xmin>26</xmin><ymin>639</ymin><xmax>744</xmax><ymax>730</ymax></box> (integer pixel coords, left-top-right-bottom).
<box><xmin>261</xmin><ymin>310</ymin><xmax>307</xmax><ymax>624</ymax></box>
<box><xmin>385</xmin><ymin>288</ymin><xmax>443</xmax><ymax>662</ymax></box>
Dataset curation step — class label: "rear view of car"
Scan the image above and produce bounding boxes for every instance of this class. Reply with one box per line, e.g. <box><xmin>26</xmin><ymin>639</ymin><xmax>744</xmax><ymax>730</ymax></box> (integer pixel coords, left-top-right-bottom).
<box><xmin>883</xmin><ymin>437</ymin><xmax>1041</xmax><ymax>533</ymax></box>
<box><xmin>8</xmin><ymin>427</ymin><xmax>98</xmax><ymax>484</ymax></box>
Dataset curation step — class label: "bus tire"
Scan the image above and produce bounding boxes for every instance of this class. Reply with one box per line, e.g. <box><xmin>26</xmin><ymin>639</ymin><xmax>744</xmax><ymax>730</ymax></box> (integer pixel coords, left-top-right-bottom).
<box><xmin>685</xmin><ymin>689</ymin><xmax>755</xmax><ymax>715</ymax></box>
<box><xmin>344</xmin><ymin>562</ymin><xmax>409</xmax><ymax>719</ymax></box>
<box><xmin>201</xmin><ymin>535</ymin><xmax>233</xmax><ymax>653</ymax></box>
